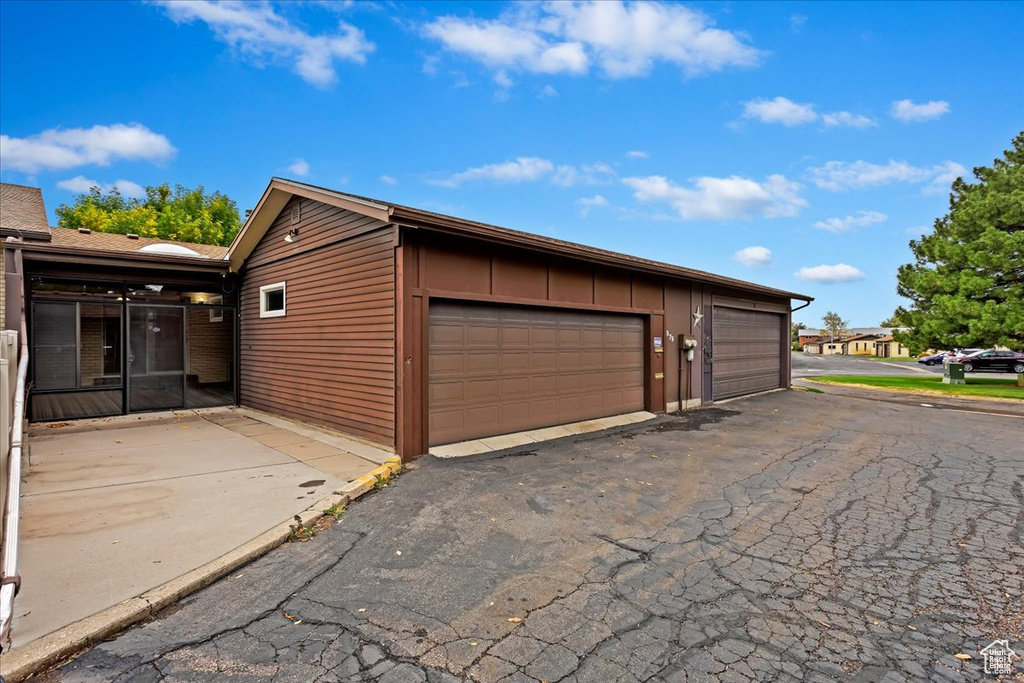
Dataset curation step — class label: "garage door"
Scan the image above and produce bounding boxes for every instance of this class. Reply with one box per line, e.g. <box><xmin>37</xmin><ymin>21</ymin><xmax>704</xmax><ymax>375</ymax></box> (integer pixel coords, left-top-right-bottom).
<box><xmin>428</xmin><ymin>302</ymin><xmax>645</xmax><ymax>445</ymax></box>
<box><xmin>712</xmin><ymin>306</ymin><xmax>784</xmax><ymax>400</ymax></box>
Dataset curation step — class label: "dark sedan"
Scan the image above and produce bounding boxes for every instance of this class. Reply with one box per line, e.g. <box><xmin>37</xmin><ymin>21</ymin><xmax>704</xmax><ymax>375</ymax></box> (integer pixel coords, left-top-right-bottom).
<box><xmin>918</xmin><ymin>351</ymin><xmax>952</xmax><ymax>366</ymax></box>
<box><xmin>955</xmin><ymin>349</ymin><xmax>1024</xmax><ymax>373</ymax></box>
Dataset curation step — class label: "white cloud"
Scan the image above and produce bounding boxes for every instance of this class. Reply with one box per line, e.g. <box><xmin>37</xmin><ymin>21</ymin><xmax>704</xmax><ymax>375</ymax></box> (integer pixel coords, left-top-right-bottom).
<box><xmin>429</xmin><ymin>157</ymin><xmax>615</xmax><ymax>188</ymax></box>
<box><xmin>56</xmin><ymin>176</ymin><xmax>146</xmax><ymax>199</ymax></box>
<box><xmin>538</xmin><ymin>84</ymin><xmax>559</xmax><ymax>98</ymax></box>
<box><xmin>380</xmin><ymin>175</ymin><xmax>397</xmax><ymax>185</ymax></box>
<box><xmin>890</xmin><ymin>99</ymin><xmax>950</xmax><ymax>123</ymax></box>
<box><xmin>576</xmin><ymin>194</ymin><xmax>609</xmax><ymax>217</ymax></box>
<box><xmin>112</xmin><ymin>179</ymin><xmax>146</xmax><ymax>199</ymax></box>
<box><xmin>287</xmin><ymin>158</ymin><xmax>310</xmax><ymax>176</ymax></box>
<box><xmin>0</xmin><ymin>123</ymin><xmax>175</xmax><ymax>174</ymax></box>
<box><xmin>157</xmin><ymin>0</ymin><xmax>374</xmax><ymax>88</ymax></box>
<box><xmin>795</xmin><ymin>263</ymin><xmax>865</xmax><ymax>283</ymax></box>
<box><xmin>622</xmin><ymin>173</ymin><xmax>805</xmax><ymax>220</ymax></box>
<box><xmin>808</xmin><ymin>159</ymin><xmax>965</xmax><ymax>192</ymax></box>
<box><xmin>56</xmin><ymin>176</ymin><xmax>101</xmax><ymax>193</ymax></box>
<box><xmin>493</xmin><ymin>70</ymin><xmax>514</xmax><ymax>89</ymax></box>
<box><xmin>743</xmin><ymin>97</ymin><xmax>817</xmax><ymax>127</ymax></box>
<box><xmin>813</xmin><ymin>210</ymin><xmax>887</xmax><ymax>233</ymax></box>
<box><xmin>734</xmin><ymin>245</ymin><xmax>772</xmax><ymax>267</ymax></box>
<box><xmin>423</xmin><ymin>1</ymin><xmax>762</xmax><ymax>81</ymax></box>
<box><xmin>551</xmin><ymin>162</ymin><xmax>616</xmax><ymax>187</ymax></box>
<box><xmin>429</xmin><ymin>157</ymin><xmax>555</xmax><ymax>187</ymax></box>
<box><xmin>422</xmin><ymin>54</ymin><xmax>441</xmax><ymax>76</ymax></box>
<box><xmin>743</xmin><ymin>97</ymin><xmax>875</xmax><ymax>128</ymax></box>
<box><xmin>626</xmin><ymin>150</ymin><xmax>649</xmax><ymax>159</ymax></box>
<box><xmin>925</xmin><ymin>161</ymin><xmax>966</xmax><ymax>194</ymax></box>
<box><xmin>821</xmin><ymin>111</ymin><xmax>877</xmax><ymax>129</ymax></box>
<box><xmin>790</xmin><ymin>14</ymin><xmax>807</xmax><ymax>32</ymax></box>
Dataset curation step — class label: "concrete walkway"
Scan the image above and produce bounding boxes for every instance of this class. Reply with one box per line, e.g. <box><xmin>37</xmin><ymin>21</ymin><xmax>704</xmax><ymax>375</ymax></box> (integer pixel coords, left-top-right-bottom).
<box><xmin>11</xmin><ymin>407</ymin><xmax>391</xmax><ymax>650</ymax></box>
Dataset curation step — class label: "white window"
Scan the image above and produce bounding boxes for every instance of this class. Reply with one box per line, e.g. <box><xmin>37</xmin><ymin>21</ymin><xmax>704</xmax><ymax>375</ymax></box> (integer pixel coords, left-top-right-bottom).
<box><xmin>260</xmin><ymin>282</ymin><xmax>286</xmax><ymax>318</ymax></box>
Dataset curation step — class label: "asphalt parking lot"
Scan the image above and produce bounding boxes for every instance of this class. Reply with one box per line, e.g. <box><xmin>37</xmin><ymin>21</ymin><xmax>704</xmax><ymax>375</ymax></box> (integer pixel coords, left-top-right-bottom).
<box><xmin>39</xmin><ymin>390</ymin><xmax>1023</xmax><ymax>682</ymax></box>
<box><xmin>791</xmin><ymin>352</ymin><xmax>944</xmax><ymax>378</ymax></box>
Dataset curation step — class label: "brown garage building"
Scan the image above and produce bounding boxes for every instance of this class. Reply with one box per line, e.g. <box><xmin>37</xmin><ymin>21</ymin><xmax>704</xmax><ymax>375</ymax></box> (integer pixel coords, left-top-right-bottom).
<box><xmin>229</xmin><ymin>178</ymin><xmax>812</xmax><ymax>458</ymax></box>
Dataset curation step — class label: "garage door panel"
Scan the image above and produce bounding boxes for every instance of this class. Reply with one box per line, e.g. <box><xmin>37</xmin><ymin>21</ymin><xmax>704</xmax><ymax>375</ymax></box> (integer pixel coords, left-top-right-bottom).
<box><xmin>712</xmin><ymin>307</ymin><xmax>783</xmax><ymax>401</ymax></box>
<box><xmin>432</xmin><ymin>320</ymin><xmax>466</xmax><ymax>339</ymax></box>
<box><xmin>466</xmin><ymin>353</ymin><xmax>500</xmax><ymax>374</ymax></box>
<box><xmin>429</xmin><ymin>302</ymin><xmax>645</xmax><ymax>445</ymax></box>
<box><xmin>531</xmin><ymin>328</ymin><xmax>557</xmax><ymax>346</ymax></box>
<box><xmin>559</xmin><ymin>351</ymin><xmax>583</xmax><ymax>369</ymax></box>
<box><xmin>465</xmin><ymin>379</ymin><xmax>500</xmax><ymax>402</ymax></box>
<box><xmin>502</xmin><ymin>352</ymin><xmax>530</xmax><ymax>373</ymax></box>
<box><xmin>429</xmin><ymin>381</ymin><xmax>464</xmax><ymax>405</ymax></box>
<box><xmin>430</xmin><ymin>353</ymin><xmax>464</xmax><ymax>376</ymax></box>
<box><xmin>529</xmin><ymin>374</ymin><xmax>558</xmax><ymax>396</ymax></box>
<box><xmin>502</xmin><ymin>326</ymin><xmax>531</xmax><ymax>346</ymax></box>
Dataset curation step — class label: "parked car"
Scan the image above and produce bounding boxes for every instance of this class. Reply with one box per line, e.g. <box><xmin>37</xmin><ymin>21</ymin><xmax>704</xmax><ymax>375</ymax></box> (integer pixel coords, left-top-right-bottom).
<box><xmin>954</xmin><ymin>349</ymin><xmax>1024</xmax><ymax>373</ymax></box>
<box><xmin>918</xmin><ymin>351</ymin><xmax>952</xmax><ymax>366</ymax></box>
<box><xmin>942</xmin><ymin>348</ymin><xmax>984</xmax><ymax>364</ymax></box>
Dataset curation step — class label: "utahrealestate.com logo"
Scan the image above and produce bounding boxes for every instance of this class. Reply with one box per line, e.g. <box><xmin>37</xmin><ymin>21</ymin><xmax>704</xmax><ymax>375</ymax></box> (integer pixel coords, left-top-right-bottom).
<box><xmin>980</xmin><ymin>639</ymin><xmax>1018</xmax><ymax>676</ymax></box>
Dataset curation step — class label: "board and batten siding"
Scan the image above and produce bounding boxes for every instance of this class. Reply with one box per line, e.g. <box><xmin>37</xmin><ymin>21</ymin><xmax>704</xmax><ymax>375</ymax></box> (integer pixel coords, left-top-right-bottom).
<box><xmin>240</xmin><ymin>196</ymin><xmax>397</xmax><ymax>447</ymax></box>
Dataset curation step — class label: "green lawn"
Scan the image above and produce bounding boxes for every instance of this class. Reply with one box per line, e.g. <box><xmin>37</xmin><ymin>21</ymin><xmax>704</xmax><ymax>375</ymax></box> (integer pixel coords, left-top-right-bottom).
<box><xmin>808</xmin><ymin>375</ymin><xmax>1024</xmax><ymax>400</ymax></box>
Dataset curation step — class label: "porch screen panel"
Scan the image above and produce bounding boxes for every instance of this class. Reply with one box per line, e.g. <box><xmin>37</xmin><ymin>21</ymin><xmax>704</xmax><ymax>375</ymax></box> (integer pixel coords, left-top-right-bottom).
<box><xmin>33</xmin><ymin>302</ymin><xmax>78</xmax><ymax>390</ymax></box>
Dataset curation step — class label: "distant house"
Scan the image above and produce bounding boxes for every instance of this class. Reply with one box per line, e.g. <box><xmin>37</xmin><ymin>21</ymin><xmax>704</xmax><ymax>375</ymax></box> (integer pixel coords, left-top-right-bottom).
<box><xmin>803</xmin><ymin>333</ymin><xmax>884</xmax><ymax>356</ymax></box>
<box><xmin>798</xmin><ymin>327</ymin><xmax>904</xmax><ymax>350</ymax></box>
<box><xmin>843</xmin><ymin>334</ymin><xmax>883</xmax><ymax>355</ymax></box>
<box><xmin>804</xmin><ymin>339</ymin><xmax>845</xmax><ymax>355</ymax></box>
<box><xmin>874</xmin><ymin>336</ymin><xmax>913</xmax><ymax>358</ymax></box>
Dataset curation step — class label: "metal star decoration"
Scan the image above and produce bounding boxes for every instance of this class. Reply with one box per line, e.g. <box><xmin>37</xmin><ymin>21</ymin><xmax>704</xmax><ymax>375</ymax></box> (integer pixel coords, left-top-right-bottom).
<box><xmin>693</xmin><ymin>306</ymin><xmax>704</xmax><ymax>328</ymax></box>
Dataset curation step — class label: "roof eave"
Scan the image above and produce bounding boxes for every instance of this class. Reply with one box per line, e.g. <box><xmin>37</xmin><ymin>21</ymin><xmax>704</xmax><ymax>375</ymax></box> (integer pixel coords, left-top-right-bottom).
<box><xmin>226</xmin><ymin>177</ymin><xmax>393</xmax><ymax>271</ymax></box>
<box><xmin>10</xmin><ymin>241</ymin><xmax>230</xmax><ymax>272</ymax></box>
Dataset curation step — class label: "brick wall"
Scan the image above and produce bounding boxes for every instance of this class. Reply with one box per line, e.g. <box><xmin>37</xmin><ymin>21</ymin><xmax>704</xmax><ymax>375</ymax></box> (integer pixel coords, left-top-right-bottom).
<box><xmin>187</xmin><ymin>308</ymin><xmax>232</xmax><ymax>384</ymax></box>
<box><xmin>79</xmin><ymin>314</ymin><xmax>103</xmax><ymax>385</ymax></box>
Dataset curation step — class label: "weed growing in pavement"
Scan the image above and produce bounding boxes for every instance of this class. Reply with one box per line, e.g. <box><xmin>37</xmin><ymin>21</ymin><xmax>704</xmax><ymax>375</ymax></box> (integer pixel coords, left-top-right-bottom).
<box><xmin>289</xmin><ymin>515</ymin><xmax>316</xmax><ymax>542</ymax></box>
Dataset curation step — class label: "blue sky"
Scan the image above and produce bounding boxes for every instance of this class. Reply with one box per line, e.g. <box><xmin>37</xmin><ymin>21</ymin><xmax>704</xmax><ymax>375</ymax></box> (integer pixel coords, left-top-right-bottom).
<box><xmin>1</xmin><ymin>1</ymin><xmax>1021</xmax><ymax>327</ymax></box>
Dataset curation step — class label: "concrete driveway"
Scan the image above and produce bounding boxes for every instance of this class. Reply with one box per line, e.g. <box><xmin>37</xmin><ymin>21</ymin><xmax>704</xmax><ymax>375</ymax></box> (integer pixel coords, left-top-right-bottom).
<box><xmin>11</xmin><ymin>408</ymin><xmax>390</xmax><ymax>650</ymax></box>
<box><xmin>36</xmin><ymin>391</ymin><xmax>1024</xmax><ymax>682</ymax></box>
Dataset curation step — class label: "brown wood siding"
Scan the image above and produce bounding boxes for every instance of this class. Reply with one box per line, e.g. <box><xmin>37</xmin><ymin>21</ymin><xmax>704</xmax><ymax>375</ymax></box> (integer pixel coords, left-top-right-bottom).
<box><xmin>428</xmin><ymin>302</ymin><xmax>644</xmax><ymax>445</ymax></box>
<box><xmin>240</xmin><ymin>197</ymin><xmax>396</xmax><ymax>447</ymax></box>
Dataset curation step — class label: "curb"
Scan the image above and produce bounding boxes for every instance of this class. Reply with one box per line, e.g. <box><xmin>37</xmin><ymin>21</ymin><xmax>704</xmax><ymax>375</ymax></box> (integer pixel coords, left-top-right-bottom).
<box><xmin>0</xmin><ymin>457</ymin><xmax>403</xmax><ymax>682</ymax></box>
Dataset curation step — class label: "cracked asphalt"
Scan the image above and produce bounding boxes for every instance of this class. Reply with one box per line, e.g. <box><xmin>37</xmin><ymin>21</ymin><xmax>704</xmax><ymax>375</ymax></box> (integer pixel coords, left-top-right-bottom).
<box><xmin>40</xmin><ymin>390</ymin><xmax>1023</xmax><ymax>682</ymax></box>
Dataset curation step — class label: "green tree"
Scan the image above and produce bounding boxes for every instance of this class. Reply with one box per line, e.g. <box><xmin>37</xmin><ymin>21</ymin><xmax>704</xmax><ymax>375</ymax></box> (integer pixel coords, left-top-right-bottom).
<box><xmin>895</xmin><ymin>132</ymin><xmax>1024</xmax><ymax>352</ymax></box>
<box><xmin>56</xmin><ymin>183</ymin><xmax>241</xmax><ymax>246</ymax></box>
<box><xmin>820</xmin><ymin>311</ymin><xmax>850</xmax><ymax>342</ymax></box>
<box><xmin>791</xmin><ymin>322</ymin><xmax>806</xmax><ymax>343</ymax></box>
<box><xmin>879</xmin><ymin>315</ymin><xmax>903</xmax><ymax>327</ymax></box>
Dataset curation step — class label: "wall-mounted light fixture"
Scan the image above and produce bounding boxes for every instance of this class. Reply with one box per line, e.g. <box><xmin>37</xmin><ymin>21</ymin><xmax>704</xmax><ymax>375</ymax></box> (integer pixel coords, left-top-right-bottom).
<box><xmin>284</xmin><ymin>228</ymin><xmax>300</xmax><ymax>244</ymax></box>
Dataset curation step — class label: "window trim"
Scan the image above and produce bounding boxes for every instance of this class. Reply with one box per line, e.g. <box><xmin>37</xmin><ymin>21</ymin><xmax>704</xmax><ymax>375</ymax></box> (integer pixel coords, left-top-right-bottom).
<box><xmin>259</xmin><ymin>282</ymin><xmax>287</xmax><ymax>318</ymax></box>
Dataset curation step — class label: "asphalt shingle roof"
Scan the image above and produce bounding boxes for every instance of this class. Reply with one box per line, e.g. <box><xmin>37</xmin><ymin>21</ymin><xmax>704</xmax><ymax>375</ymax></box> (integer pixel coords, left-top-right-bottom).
<box><xmin>0</xmin><ymin>182</ymin><xmax>52</xmax><ymax>237</ymax></box>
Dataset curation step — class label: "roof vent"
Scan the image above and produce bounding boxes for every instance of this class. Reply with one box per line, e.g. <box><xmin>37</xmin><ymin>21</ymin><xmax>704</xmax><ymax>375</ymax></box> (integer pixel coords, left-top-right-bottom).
<box><xmin>78</xmin><ymin>228</ymin><xmax>91</xmax><ymax>234</ymax></box>
<box><xmin>290</xmin><ymin>204</ymin><xmax>301</xmax><ymax>225</ymax></box>
<box><xmin>127</xmin><ymin>233</ymin><xmax>139</xmax><ymax>240</ymax></box>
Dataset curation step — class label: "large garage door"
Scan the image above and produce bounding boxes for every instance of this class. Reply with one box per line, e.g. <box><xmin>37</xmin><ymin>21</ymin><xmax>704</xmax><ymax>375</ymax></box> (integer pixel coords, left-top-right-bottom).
<box><xmin>712</xmin><ymin>306</ymin><xmax>784</xmax><ymax>400</ymax></box>
<box><xmin>429</xmin><ymin>302</ymin><xmax>645</xmax><ymax>445</ymax></box>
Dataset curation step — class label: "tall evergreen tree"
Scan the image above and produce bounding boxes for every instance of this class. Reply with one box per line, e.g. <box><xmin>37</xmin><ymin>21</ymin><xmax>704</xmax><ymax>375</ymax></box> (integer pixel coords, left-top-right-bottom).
<box><xmin>895</xmin><ymin>132</ymin><xmax>1024</xmax><ymax>352</ymax></box>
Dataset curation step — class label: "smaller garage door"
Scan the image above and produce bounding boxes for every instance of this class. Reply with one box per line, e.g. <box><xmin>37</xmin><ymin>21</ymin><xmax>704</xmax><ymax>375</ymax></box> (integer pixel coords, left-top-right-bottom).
<box><xmin>712</xmin><ymin>306</ymin><xmax>784</xmax><ymax>400</ymax></box>
<box><xmin>429</xmin><ymin>303</ymin><xmax>645</xmax><ymax>445</ymax></box>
